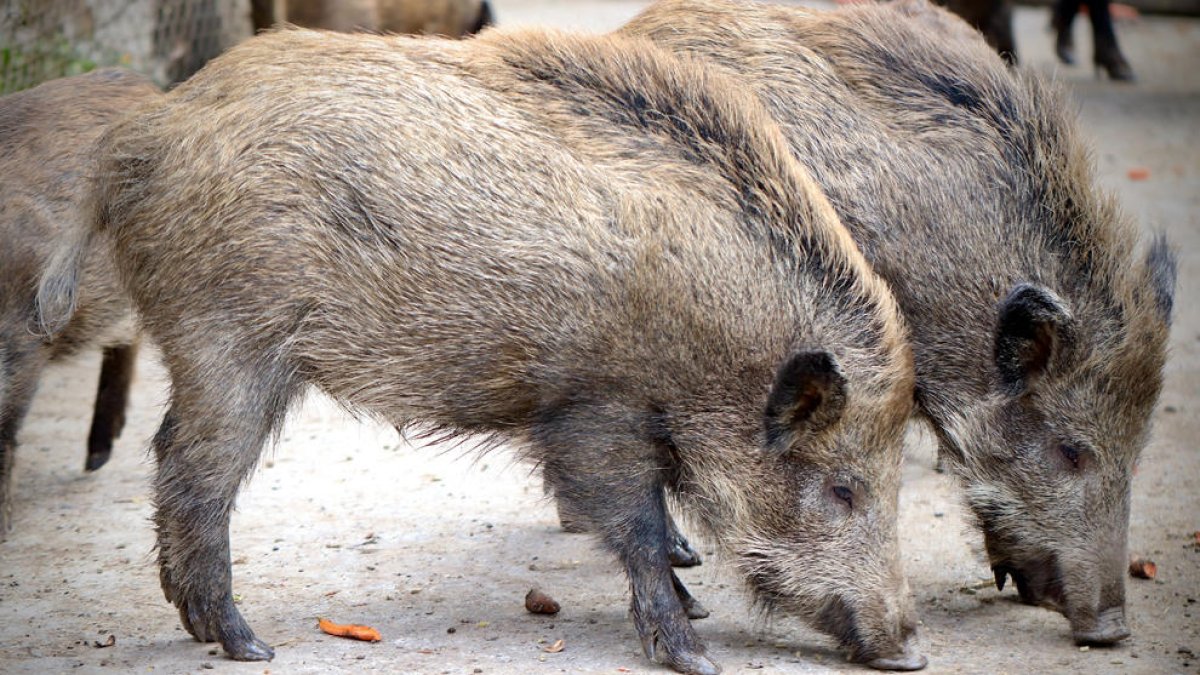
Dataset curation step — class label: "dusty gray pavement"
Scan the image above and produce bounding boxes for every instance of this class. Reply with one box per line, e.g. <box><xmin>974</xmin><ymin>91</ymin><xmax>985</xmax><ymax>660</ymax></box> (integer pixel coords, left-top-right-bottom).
<box><xmin>1</xmin><ymin>2</ymin><xmax>1198</xmax><ymax>674</ymax></box>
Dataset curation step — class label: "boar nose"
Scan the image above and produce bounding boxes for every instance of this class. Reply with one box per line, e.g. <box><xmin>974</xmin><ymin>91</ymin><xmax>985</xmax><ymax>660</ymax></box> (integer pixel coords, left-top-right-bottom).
<box><xmin>1072</xmin><ymin>606</ymin><xmax>1131</xmax><ymax>645</ymax></box>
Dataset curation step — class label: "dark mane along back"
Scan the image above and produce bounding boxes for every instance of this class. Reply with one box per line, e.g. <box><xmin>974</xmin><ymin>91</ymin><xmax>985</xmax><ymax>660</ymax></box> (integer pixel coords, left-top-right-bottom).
<box><xmin>470</xmin><ymin>28</ymin><xmax>871</xmax><ymax>282</ymax></box>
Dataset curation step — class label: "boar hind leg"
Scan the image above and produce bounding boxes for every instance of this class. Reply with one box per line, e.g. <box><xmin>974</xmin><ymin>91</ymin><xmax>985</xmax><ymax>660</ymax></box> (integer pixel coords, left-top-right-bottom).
<box><xmin>85</xmin><ymin>341</ymin><xmax>139</xmax><ymax>472</ymax></box>
<box><xmin>672</xmin><ymin>571</ymin><xmax>710</xmax><ymax>620</ymax></box>
<box><xmin>552</xmin><ymin>484</ymin><xmax>589</xmax><ymax>533</ymax></box>
<box><xmin>0</xmin><ymin>431</ymin><xmax>10</xmax><ymax>537</ymax></box>
<box><xmin>0</xmin><ymin>437</ymin><xmax>11</xmax><ymax>537</ymax></box>
<box><xmin>151</xmin><ymin>364</ymin><xmax>296</xmax><ymax>662</ymax></box>
<box><xmin>0</xmin><ymin>345</ymin><xmax>48</xmax><ymax>537</ymax></box>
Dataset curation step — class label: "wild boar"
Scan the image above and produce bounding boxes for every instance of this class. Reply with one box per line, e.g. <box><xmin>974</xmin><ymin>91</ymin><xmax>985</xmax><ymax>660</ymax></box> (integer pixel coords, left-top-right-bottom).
<box><xmin>621</xmin><ymin>0</ymin><xmax>1175</xmax><ymax>647</ymax></box>
<box><xmin>37</xmin><ymin>26</ymin><xmax>923</xmax><ymax>673</ymax></box>
<box><xmin>0</xmin><ymin>69</ymin><xmax>159</xmax><ymax>537</ymax></box>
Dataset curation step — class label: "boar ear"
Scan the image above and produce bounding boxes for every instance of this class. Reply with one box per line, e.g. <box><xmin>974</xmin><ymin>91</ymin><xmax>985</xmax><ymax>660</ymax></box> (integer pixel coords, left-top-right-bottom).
<box><xmin>764</xmin><ymin>350</ymin><xmax>848</xmax><ymax>450</ymax></box>
<box><xmin>994</xmin><ymin>283</ymin><xmax>1072</xmax><ymax>396</ymax></box>
<box><xmin>1145</xmin><ymin>233</ymin><xmax>1176</xmax><ymax>324</ymax></box>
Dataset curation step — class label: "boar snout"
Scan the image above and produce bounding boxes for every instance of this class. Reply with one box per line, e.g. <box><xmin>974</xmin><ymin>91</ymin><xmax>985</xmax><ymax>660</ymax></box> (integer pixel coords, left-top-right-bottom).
<box><xmin>817</xmin><ymin>596</ymin><xmax>926</xmax><ymax>671</ymax></box>
<box><xmin>991</xmin><ymin>548</ymin><xmax>1131</xmax><ymax>645</ymax></box>
<box><xmin>866</xmin><ymin>638</ymin><xmax>927</xmax><ymax>671</ymax></box>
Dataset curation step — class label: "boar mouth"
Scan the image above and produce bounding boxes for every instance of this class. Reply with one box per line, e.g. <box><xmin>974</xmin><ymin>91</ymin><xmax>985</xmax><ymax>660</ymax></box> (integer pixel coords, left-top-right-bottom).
<box><xmin>993</xmin><ymin>556</ymin><xmax>1131</xmax><ymax>645</ymax></box>
<box><xmin>991</xmin><ymin>555</ymin><xmax>1065</xmax><ymax>610</ymax></box>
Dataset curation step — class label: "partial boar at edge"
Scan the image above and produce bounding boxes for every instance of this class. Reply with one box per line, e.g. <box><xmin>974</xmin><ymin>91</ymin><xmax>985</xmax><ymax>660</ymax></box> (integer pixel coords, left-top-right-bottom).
<box><xmin>1</xmin><ymin>69</ymin><xmax>159</xmax><ymax>539</ymax></box>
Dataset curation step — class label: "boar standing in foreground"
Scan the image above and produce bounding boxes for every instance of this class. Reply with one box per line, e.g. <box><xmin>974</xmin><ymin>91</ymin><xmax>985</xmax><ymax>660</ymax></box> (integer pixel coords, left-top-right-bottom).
<box><xmin>38</xmin><ymin>27</ymin><xmax>924</xmax><ymax>673</ymax></box>
<box><xmin>0</xmin><ymin>69</ymin><xmax>159</xmax><ymax>537</ymax></box>
<box><xmin>282</xmin><ymin>0</ymin><xmax>493</xmax><ymax>36</ymax></box>
<box><xmin>623</xmin><ymin>0</ymin><xmax>1175</xmax><ymax>647</ymax></box>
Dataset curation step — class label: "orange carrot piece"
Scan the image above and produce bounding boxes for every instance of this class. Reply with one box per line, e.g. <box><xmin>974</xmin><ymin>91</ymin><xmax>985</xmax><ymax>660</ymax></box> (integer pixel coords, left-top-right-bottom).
<box><xmin>318</xmin><ymin>617</ymin><xmax>382</xmax><ymax>642</ymax></box>
<box><xmin>1128</xmin><ymin>557</ymin><xmax>1157</xmax><ymax>580</ymax></box>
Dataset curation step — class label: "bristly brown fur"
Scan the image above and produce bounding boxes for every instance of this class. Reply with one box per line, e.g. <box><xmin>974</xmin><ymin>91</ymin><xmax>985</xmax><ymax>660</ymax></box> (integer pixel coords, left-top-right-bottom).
<box><xmin>36</xmin><ymin>25</ymin><xmax>919</xmax><ymax>671</ymax></box>
<box><xmin>623</xmin><ymin>0</ymin><xmax>1174</xmax><ymax>646</ymax></box>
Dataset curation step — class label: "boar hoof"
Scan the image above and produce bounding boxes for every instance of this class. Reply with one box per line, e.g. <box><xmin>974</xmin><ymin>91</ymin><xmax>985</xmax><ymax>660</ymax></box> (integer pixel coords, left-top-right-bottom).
<box><xmin>1073</xmin><ymin>607</ymin><xmax>1131</xmax><ymax>645</ymax></box>
<box><xmin>641</xmin><ymin>634</ymin><xmax>720</xmax><ymax>674</ymax></box>
<box><xmin>177</xmin><ymin>597</ymin><xmax>275</xmax><ymax>661</ymax></box>
<box><xmin>866</xmin><ymin>653</ymin><xmax>928</xmax><ymax>671</ymax></box>
<box><xmin>659</xmin><ymin>649</ymin><xmax>721</xmax><ymax>675</ymax></box>
<box><xmin>224</xmin><ymin>636</ymin><xmax>275</xmax><ymax>662</ymax></box>
<box><xmin>85</xmin><ymin>446</ymin><xmax>113</xmax><ymax>472</ymax></box>
<box><xmin>637</xmin><ymin>618</ymin><xmax>719</xmax><ymax>674</ymax></box>
<box><xmin>668</xmin><ymin>534</ymin><xmax>702</xmax><ymax>568</ymax></box>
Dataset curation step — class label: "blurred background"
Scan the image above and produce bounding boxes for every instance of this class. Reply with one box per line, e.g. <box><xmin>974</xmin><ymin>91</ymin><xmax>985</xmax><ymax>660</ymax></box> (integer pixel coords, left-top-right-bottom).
<box><xmin>4</xmin><ymin>0</ymin><xmax>1194</xmax><ymax>94</ymax></box>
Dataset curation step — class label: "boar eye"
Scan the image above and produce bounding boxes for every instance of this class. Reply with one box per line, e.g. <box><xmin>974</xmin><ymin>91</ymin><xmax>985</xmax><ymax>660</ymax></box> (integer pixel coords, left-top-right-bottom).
<box><xmin>832</xmin><ymin>485</ymin><xmax>854</xmax><ymax>509</ymax></box>
<box><xmin>1059</xmin><ymin>444</ymin><xmax>1081</xmax><ymax>469</ymax></box>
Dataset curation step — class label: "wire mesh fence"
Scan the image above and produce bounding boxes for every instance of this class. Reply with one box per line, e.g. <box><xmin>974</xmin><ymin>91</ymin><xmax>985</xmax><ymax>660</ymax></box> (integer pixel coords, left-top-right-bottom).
<box><xmin>1</xmin><ymin>0</ymin><xmax>252</xmax><ymax>94</ymax></box>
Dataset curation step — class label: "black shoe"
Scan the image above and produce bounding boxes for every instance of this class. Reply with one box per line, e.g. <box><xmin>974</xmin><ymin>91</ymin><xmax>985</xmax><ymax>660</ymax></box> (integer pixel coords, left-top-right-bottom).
<box><xmin>1095</xmin><ymin>47</ymin><xmax>1135</xmax><ymax>82</ymax></box>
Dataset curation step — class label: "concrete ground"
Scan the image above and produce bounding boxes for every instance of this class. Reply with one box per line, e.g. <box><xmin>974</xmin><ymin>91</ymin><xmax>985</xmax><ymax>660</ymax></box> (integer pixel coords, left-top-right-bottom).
<box><xmin>1</xmin><ymin>1</ymin><xmax>1197</xmax><ymax>674</ymax></box>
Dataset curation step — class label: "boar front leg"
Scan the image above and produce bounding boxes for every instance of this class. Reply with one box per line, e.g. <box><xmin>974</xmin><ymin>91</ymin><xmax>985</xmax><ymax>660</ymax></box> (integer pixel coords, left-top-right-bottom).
<box><xmin>151</xmin><ymin>361</ymin><xmax>296</xmax><ymax>661</ymax></box>
<box><xmin>85</xmin><ymin>341</ymin><xmax>139</xmax><ymax>471</ymax></box>
<box><xmin>608</xmin><ymin>485</ymin><xmax>716</xmax><ymax>674</ymax></box>
<box><xmin>555</xmin><ymin>484</ymin><xmax>703</xmax><ymax>568</ymax></box>
<box><xmin>540</xmin><ymin>427</ymin><xmax>719</xmax><ymax>674</ymax></box>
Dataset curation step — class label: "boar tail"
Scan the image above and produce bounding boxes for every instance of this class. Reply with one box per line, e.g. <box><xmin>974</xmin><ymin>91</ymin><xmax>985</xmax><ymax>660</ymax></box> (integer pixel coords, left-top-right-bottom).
<box><xmin>33</xmin><ymin>198</ymin><xmax>102</xmax><ymax>338</ymax></box>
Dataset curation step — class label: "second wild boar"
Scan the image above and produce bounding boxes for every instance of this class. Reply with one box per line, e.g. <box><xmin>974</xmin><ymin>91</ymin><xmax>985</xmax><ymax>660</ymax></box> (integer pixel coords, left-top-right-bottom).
<box><xmin>622</xmin><ymin>0</ymin><xmax>1175</xmax><ymax>648</ymax></box>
